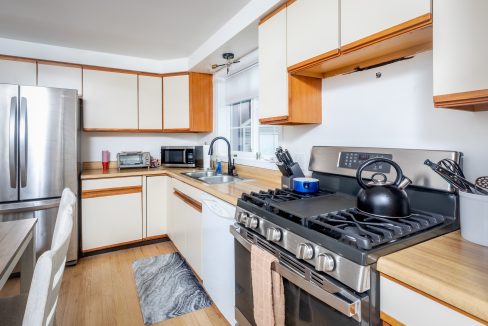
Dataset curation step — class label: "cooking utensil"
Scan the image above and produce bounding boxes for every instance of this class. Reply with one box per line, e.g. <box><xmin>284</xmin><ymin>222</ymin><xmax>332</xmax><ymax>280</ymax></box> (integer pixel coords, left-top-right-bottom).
<box><xmin>276</xmin><ymin>162</ymin><xmax>291</xmax><ymax>177</ymax></box>
<box><xmin>356</xmin><ymin>158</ymin><xmax>412</xmax><ymax>218</ymax></box>
<box><xmin>475</xmin><ymin>176</ymin><xmax>488</xmax><ymax>190</ymax></box>
<box><xmin>293</xmin><ymin>177</ymin><xmax>319</xmax><ymax>193</ymax></box>
<box><xmin>424</xmin><ymin>159</ymin><xmax>488</xmax><ymax>195</ymax></box>
<box><xmin>284</xmin><ymin>149</ymin><xmax>294</xmax><ymax>165</ymax></box>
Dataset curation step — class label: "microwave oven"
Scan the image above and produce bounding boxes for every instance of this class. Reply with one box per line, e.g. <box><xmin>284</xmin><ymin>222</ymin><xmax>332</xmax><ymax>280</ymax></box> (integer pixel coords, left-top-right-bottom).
<box><xmin>117</xmin><ymin>151</ymin><xmax>151</xmax><ymax>169</ymax></box>
<box><xmin>161</xmin><ymin>146</ymin><xmax>203</xmax><ymax>167</ymax></box>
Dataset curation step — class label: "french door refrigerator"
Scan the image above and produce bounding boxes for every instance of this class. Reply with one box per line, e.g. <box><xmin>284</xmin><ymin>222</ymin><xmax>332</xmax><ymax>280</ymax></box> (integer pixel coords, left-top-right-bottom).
<box><xmin>0</xmin><ymin>84</ymin><xmax>80</xmax><ymax>264</ymax></box>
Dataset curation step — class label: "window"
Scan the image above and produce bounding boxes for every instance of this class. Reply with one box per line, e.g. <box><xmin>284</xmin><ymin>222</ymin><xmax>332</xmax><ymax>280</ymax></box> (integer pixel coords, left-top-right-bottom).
<box><xmin>227</xmin><ymin>98</ymin><xmax>281</xmax><ymax>160</ymax></box>
<box><xmin>215</xmin><ymin>58</ymin><xmax>281</xmax><ymax>164</ymax></box>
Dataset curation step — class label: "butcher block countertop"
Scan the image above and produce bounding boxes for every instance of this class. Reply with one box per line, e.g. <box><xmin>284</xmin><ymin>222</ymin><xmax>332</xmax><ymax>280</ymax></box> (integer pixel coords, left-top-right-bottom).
<box><xmin>80</xmin><ymin>165</ymin><xmax>281</xmax><ymax>206</ymax></box>
<box><xmin>377</xmin><ymin>231</ymin><xmax>488</xmax><ymax>323</ymax></box>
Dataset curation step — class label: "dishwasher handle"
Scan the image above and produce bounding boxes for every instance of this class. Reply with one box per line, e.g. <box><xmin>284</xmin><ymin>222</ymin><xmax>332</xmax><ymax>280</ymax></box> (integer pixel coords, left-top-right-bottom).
<box><xmin>202</xmin><ymin>199</ymin><xmax>235</xmax><ymax>221</ymax></box>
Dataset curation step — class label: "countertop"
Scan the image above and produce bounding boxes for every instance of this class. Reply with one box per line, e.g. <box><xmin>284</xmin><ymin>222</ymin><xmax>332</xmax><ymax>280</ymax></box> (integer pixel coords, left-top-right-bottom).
<box><xmin>80</xmin><ymin>166</ymin><xmax>281</xmax><ymax>206</ymax></box>
<box><xmin>377</xmin><ymin>231</ymin><xmax>488</xmax><ymax>323</ymax></box>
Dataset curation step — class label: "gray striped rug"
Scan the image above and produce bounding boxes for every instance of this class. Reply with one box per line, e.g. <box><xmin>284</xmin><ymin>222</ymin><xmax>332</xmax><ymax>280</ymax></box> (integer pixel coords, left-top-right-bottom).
<box><xmin>132</xmin><ymin>252</ymin><xmax>212</xmax><ymax>325</ymax></box>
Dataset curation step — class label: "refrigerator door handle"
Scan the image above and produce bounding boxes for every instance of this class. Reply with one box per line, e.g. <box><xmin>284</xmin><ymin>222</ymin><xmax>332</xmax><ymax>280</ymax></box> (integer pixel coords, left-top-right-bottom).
<box><xmin>20</xmin><ymin>97</ymin><xmax>28</xmax><ymax>188</ymax></box>
<box><xmin>9</xmin><ymin>96</ymin><xmax>18</xmax><ymax>188</ymax></box>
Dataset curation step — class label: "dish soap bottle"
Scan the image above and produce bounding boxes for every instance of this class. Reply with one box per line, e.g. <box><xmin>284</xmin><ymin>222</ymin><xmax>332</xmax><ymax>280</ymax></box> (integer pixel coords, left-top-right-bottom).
<box><xmin>215</xmin><ymin>158</ymin><xmax>222</xmax><ymax>175</ymax></box>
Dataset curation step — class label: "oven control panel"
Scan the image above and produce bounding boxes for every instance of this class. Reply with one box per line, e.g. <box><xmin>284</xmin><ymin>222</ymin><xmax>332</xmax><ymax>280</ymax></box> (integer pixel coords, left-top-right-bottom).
<box><xmin>338</xmin><ymin>152</ymin><xmax>392</xmax><ymax>173</ymax></box>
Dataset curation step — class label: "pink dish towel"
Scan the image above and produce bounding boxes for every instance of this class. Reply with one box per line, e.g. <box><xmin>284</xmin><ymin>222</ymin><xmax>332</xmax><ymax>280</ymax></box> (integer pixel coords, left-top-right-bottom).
<box><xmin>251</xmin><ymin>244</ymin><xmax>285</xmax><ymax>326</ymax></box>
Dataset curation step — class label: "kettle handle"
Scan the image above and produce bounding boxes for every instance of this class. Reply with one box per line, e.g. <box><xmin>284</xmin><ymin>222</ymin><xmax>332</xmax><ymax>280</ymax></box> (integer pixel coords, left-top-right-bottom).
<box><xmin>356</xmin><ymin>158</ymin><xmax>404</xmax><ymax>189</ymax></box>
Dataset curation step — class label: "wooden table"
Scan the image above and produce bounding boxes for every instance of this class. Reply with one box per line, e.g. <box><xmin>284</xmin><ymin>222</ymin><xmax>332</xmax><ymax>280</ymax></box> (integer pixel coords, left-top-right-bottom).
<box><xmin>0</xmin><ymin>219</ymin><xmax>37</xmax><ymax>294</ymax></box>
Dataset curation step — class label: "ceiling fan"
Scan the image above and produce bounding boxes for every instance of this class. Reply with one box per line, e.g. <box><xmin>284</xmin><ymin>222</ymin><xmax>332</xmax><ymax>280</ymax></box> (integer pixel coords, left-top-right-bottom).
<box><xmin>211</xmin><ymin>53</ymin><xmax>240</xmax><ymax>75</ymax></box>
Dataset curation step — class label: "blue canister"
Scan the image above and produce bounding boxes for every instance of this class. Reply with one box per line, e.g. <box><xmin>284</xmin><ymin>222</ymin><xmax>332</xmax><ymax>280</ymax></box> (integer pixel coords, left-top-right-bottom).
<box><xmin>293</xmin><ymin>177</ymin><xmax>319</xmax><ymax>193</ymax></box>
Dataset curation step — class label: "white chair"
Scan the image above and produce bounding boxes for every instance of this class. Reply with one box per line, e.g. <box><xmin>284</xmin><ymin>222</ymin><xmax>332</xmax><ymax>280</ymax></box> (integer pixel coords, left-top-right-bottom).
<box><xmin>0</xmin><ymin>189</ymin><xmax>75</xmax><ymax>326</ymax></box>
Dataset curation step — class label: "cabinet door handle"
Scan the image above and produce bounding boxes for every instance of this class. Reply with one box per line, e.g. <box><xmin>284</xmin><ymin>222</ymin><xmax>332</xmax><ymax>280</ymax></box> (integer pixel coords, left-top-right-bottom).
<box><xmin>173</xmin><ymin>189</ymin><xmax>202</xmax><ymax>212</ymax></box>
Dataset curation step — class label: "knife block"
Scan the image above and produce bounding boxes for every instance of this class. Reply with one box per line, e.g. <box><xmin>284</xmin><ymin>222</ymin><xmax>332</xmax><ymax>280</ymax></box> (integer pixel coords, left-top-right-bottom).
<box><xmin>281</xmin><ymin>163</ymin><xmax>305</xmax><ymax>190</ymax></box>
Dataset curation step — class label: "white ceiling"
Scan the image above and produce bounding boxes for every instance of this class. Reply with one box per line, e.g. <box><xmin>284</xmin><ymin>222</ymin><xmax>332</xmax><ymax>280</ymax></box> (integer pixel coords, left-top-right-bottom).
<box><xmin>0</xmin><ymin>0</ymin><xmax>250</xmax><ymax>60</ymax></box>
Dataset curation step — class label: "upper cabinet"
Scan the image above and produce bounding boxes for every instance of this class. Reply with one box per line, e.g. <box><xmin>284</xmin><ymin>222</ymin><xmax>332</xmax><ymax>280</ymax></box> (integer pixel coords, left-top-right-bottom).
<box><xmin>259</xmin><ymin>8</ymin><xmax>289</xmax><ymax>121</ymax></box>
<box><xmin>82</xmin><ymin>69</ymin><xmax>138</xmax><ymax>130</ymax></box>
<box><xmin>433</xmin><ymin>0</ymin><xmax>488</xmax><ymax>111</ymax></box>
<box><xmin>286</xmin><ymin>0</ymin><xmax>340</xmax><ymax>69</ymax></box>
<box><xmin>0</xmin><ymin>58</ymin><xmax>36</xmax><ymax>86</ymax></box>
<box><xmin>341</xmin><ymin>0</ymin><xmax>431</xmax><ymax>51</ymax></box>
<box><xmin>288</xmin><ymin>0</ymin><xmax>432</xmax><ymax>78</ymax></box>
<box><xmin>259</xmin><ymin>6</ymin><xmax>323</xmax><ymax>125</ymax></box>
<box><xmin>163</xmin><ymin>73</ymin><xmax>213</xmax><ymax>132</ymax></box>
<box><xmin>138</xmin><ymin>75</ymin><xmax>163</xmax><ymax>131</ymax></box>
<box><xmin>37</xmin><ymin>63</ymin><xmax>82</xmax><ymax>96</ymax></box>
<box><xmin>163</xmin><ymin>74</ymin><xmax>190</xmax><ymax>130</ymax></box>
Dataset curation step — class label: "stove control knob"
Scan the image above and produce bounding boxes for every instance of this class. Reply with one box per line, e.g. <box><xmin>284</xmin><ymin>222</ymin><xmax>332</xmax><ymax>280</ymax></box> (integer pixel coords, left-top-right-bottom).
<box><xmin>245</xmin><ymin>216</ymin><xmax>259</xmax><ymax>229</ymax></box>
<box><xmin>296</xmin><ymin>243</ymin><xmax>314</xmax><ymax>260</ymax></box>
<box><xmin>265</xmin><ymin>228</ymin><xmax>282</xmax><ymax>242</ymax></box>
<box><xmin>315</xmin><ymin>253</ymin><xmax>335</xmax><ymax>272</ymax></box>
<box><xmin>237</xmin><ymin>211</ymin><xmax>249</xmax><ymax>224</ymax></box>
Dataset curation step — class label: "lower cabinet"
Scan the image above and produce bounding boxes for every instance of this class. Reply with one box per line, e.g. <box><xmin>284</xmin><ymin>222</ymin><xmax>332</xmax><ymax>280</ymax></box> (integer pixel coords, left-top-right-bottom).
<box><xmin>81</xmin><ymin>177</ymin><xmax>143</xmax><ymax>252</ymax></box>
<box><xmin>167</xmin><ymin>178</ymin><xmax>204</xmax><ymax>278</ymax></box>
<box><xmin>144</xmin><ymin>176</ymin><xmax>169</xmax><ymax>238</ymax></box>
<box><xmin>380</xmin><ymin>275</ymin><xmax>482</xmax><ymax>326</ymax></box>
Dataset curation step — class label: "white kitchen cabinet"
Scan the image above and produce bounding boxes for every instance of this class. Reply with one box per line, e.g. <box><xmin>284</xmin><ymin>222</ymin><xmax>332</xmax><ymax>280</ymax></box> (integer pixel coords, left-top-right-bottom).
<box><xmin>202</xmin><ymin>194</ymin><xmax>236</xmax><ymax>324</ymax></box>
<box><xmin>286</xmin><ymin>0</ymin><xmax>339</xmax><ymax>68</ymax></box>
<box><xmin>433</xmin><ymin>0</ymin><xmax>488</xmax><ymax>111</ymax></box>
<box><xmin>81</xmin><ymin>177</ymin><xmax>143</xmax><ymax>251</ymax></box>
<box><xmin>340</xmin><ymin>0</ymin><xmax>431</xmax><ymax>47</ymax></box>
<box><xmin>0</xmin><ymin>59</ymin><xmax>36</xmax><ymax>86</ymax></box>
<box><xmin>82</xmin><ymin>69</ymin><xmax>138</xmax><ymax>130</ymax></box>
<box><xmin>167</xmin><ymin>178</ymin><xmax>204</xmax><ymax>277</ymax></box>
<box><xmin>144</xmin><ymin>175</ymin><xmax>169</xmax><ymax>237</ymax></box>
<box><xmin>163</xmin><ymin>75</ymin><xmax>190</xmax><ymax>130</ymax></box>
<box><xmin>258</xmin><ymin>9</ymin><xmax>288</xmax><ymax>121</ymax></box>
<box><xmin>37</xmin><ymin>63</ymin><xmax>82</xmax><ymax>95</ymax></box>
<box><xmin>380</xmin><ymin>276</ymin><xmax>482</xmax><ymax>326</ymax></box>
<box><xmin>138</xmin><ymin>75</ymin><xmax>163</xmax><ymax>130</ymax></box>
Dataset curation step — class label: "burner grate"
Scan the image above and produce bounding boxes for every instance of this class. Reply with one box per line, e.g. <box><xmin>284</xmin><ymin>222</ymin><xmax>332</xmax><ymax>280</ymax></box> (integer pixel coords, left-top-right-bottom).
<box><xmin>307</xmin><ymin>208</ymin><xmax>446</xmax><ymax>250</ymax></box>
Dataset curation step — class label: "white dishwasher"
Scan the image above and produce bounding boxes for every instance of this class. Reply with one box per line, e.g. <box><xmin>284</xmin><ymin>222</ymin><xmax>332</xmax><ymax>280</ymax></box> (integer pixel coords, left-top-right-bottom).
<box><xmin>202</xmin><ymin>193</ymin><xmax>236</xmax><ymax>325</ymax></box>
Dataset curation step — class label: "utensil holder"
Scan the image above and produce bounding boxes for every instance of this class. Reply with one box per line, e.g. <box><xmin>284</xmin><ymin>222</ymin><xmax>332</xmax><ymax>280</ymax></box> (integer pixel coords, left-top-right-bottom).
<box><xmin>459</xmin><ymin>191</ymin><xmax>488</xmax><ymax>247</ymax></box>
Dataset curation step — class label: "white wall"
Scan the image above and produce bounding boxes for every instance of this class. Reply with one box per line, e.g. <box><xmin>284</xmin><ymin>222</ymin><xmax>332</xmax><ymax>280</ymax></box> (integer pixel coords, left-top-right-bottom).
<box><xmin>82</xmin><ymin>132</ymin><xmax>208</xmax><ymax>162</ymax></box>
<box><xmin>283</xmin><ymin>51</ymin><xmax>488</xmax><ymax>180</ymax></box>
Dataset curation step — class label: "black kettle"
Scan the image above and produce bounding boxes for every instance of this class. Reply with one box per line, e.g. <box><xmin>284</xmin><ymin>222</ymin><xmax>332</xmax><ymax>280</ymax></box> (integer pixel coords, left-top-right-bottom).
<box><xmin>356</xmin><ymin>158</ymin><xmax>412</xmax><ymax>218</ymax></box>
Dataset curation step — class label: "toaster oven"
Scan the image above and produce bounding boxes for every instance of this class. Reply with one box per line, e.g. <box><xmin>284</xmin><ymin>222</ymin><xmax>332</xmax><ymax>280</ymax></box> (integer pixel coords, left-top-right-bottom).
<box><xmin>117</xmin><ymin>151</ymin><xmax>151</xmax><ymax>169</ymax></box>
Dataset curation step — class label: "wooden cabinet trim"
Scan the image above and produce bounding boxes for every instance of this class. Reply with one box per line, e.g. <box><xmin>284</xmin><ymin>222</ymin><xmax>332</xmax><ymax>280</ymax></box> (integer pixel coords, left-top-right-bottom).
<box><xmin>0</xmin><ymin>55</ymin><xmax>37</xmax><ymax>63</ymax></box>
<box><xmin>161</xmin><ymin>128</ymin><xmax>191</xmax><ymax>133</ymax></box>
<box><xmin>259</xmin><ymin>2</ymin><xmax>287</xmax><ymax>25</ymax></box>
<box><xmin>380</xmin><ymin>311</ymin><xmax>405</xmax><ymax>326</ymax></box>
<box><xmin>380</xmin><ymin>273</ymin><xmax>488</xmax><ymax>325</ymax></box>
<box><xmin>434</xmin><ymin>89</ymin><xmax>488</xmax><ymax>112</ymax></box>
<box><xmin>341</xmin><ymin>13</ymin><xmax>432</xmax><ymax>54</ymax></box>
<box><xmin>259</xmin><ymin>115</ymin><xmax>289</xmax><ymax>124</ymax></box>
<box><xmin>173</xmin><ymin>189</ymin><xmax>202</xmax><ymax>213</ymax></box>
<box><xmin>81</xmin><ymin>186</ymin><xmax>142</xmax><ymax>199</ymax></box>
<box><xmin>288</xmin><ymin>49</ymin><xmax>340</xmax><ymax>73</ymax></box>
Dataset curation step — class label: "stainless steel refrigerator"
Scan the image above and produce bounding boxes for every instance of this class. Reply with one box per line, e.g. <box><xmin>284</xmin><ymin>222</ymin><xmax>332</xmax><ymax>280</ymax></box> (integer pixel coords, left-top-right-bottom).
<box><xmin>0</xmin><ymin>84</ymin><xmax>80</xmax><ymax>264</ymax></box>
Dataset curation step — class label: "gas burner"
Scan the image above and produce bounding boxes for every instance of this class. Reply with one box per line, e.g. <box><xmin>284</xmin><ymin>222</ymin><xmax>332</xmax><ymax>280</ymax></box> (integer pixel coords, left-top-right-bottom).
<box><xmin>241</xmin><ymin>188</ymin><xmax>329</xmax><ymax>209</ymax></box>
<box><xmin>307</xmin><ymin>208</ymin><xmax>446</xmax><ymax>250</ymax></box>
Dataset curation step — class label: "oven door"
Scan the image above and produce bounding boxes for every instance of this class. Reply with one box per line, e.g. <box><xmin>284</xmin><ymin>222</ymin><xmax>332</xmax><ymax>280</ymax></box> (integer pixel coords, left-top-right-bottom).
<box><xmin>231</xmin><ymin>226</ymin><xmax>370</xmax><ymax>326</ymax></box>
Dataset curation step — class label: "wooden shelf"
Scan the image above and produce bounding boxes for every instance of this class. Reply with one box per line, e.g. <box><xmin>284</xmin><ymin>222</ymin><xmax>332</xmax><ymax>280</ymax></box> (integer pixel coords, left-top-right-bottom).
<box><xmin>289</xmin><ymin>19</ymin><xmax>433</xmax><ymax>79</ymax></box>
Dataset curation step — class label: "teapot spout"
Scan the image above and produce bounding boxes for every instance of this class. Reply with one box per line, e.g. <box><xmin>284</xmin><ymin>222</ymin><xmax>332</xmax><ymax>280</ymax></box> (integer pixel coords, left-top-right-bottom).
<box><xmin>398</xmin><ymin>177</ymin><xmax>412</xmax><ymax>190</ymax></box>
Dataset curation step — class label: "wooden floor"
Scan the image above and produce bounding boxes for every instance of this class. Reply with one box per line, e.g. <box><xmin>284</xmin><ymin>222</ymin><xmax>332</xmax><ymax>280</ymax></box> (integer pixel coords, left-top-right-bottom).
<box><xmin>0</xmin><ymin>241</ymin><xmax>229</xmax><ymax>326</ymax></box>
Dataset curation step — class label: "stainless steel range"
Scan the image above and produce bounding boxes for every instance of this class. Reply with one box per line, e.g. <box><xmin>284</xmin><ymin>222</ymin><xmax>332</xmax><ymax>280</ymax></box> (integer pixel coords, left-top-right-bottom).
<box><xmin>231</xmin><ymin>146</ymin><xmax>461</xmax><ymax>326</ymax></box>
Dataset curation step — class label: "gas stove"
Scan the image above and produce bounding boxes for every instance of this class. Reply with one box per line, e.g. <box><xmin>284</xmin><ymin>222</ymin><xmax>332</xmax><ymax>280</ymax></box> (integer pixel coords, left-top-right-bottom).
<box><xmin>233</xmin><ymin>147</ymin><xmax>461</xmax><ymax>292</ymax></box>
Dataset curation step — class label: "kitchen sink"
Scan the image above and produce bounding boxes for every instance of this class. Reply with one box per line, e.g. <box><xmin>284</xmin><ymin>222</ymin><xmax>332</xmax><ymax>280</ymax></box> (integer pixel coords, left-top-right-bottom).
<box><xmin>182</xmin><ymin>171</ymin><xmax>247</xmax><ymax>184</ymax></box>
<box><xmin>183</xmin><ymin>171</ymin><xmax>218</xmax><ymax>178</ymax></box>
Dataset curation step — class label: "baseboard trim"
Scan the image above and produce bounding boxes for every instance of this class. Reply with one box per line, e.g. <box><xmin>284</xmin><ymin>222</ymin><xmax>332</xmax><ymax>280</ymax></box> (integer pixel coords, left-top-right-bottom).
<box><xmin>82</xmin><ymin>236</ymin><xmax>170</xmax><ymax>257</ymax></box>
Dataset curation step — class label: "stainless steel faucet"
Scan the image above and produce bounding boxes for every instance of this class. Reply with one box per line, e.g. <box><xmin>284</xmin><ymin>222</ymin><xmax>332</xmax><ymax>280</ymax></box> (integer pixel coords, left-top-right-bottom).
<box><xmin>208</xmin><ymin>137</ymin><xmax>236</xmax><ymax>176</ymax></box>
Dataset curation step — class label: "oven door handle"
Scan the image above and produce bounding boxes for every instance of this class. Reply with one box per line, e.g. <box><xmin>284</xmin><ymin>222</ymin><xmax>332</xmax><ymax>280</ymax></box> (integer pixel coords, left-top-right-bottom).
<box><xmin>230</xmin><ymin>225</ymin><xmax>362</xmax><ymax>322</ymax></box>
